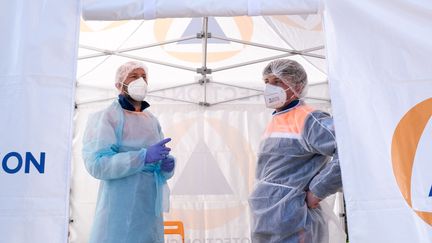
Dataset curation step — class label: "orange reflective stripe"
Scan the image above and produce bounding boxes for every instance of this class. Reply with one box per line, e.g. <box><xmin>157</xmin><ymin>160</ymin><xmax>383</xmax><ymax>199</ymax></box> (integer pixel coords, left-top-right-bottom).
<box><xmin>264</xmin><ymin>105</ymin><xmax>315</xmax><ymax>137</ymax></box>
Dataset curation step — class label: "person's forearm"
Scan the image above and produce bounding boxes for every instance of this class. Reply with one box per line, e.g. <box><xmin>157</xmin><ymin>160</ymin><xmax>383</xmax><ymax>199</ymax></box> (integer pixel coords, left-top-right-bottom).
<box><xmin>309</xmin><ymin>155</ymin><xmax>342</xmax><ymax>199</ymax></box>
<box><xmin>84</xmin><ymin>148</ymin><xmax>146</xmax><ymax>180</ymax></box>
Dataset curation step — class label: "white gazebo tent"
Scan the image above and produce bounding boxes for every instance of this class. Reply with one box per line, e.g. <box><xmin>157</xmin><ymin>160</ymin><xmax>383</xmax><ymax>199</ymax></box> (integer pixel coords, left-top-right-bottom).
<box><xmin>71</xmin><ymin>3</ymin><xmax>345</xmax><ymax>242</ymax></box>
<box><xmin>3</xmin><ymin>1</ymin><xmax>431</xmax><ymax>243</ymax></box>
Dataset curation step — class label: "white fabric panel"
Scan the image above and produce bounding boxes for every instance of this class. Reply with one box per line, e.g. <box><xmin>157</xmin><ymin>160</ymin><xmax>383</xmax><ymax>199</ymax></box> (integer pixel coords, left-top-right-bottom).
<box><xmin>71</xmin><ymin>102</ymin><xmax>341</xmax><ymax>242</ymax></box>
<box><xmin>0</xmin><ymin>1</ymin><xmax>80</xmax><ymax>242</ymax></box>
<box><xmin>323</xmin><ymin>0</ymin><xmax>432</xmax><ymax>242</ymax></box>
<box><xmin>82</xmin><ymin>0</ymin><xmax>319</xmax><ymax>20</ymax></box>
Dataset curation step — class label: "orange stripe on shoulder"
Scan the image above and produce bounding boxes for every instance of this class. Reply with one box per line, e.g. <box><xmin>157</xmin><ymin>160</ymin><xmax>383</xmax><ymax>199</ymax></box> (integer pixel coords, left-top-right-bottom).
<box><xmin>264</xmin><ymin>105</ymin><xmax>315</xmax><ymax>136</ymax></box>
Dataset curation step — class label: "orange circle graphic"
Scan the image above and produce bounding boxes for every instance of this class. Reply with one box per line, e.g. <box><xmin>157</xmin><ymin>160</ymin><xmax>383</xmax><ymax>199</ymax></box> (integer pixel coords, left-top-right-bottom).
<box><xmin>391</xmin><ymin>97</ymin><xmax>432</xmax><ymax>225</ymax></box>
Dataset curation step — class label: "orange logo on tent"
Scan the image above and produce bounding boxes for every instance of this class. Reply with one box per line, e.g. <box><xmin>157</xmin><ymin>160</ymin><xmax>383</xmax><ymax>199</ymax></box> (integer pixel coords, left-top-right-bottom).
<box><xmin>391</xmin><ymin>97</ymin><xmax>432</xmax><ymax>225</ymax></box>
<box><xmin>154</xmin><ymin>17</ymin><xmax>253</xmax><ymax>63</ymax></box>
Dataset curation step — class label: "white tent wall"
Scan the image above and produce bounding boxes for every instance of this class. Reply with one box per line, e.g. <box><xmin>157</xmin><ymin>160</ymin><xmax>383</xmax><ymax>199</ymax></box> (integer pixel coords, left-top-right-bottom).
<box><xmin>323</xmin><ymin>1</ymin><xmax>432</xmax><ymax>242</ymax></box>
<box><xmin>71</xmin><ymin>15</ymin><xmax>343</xmax><ymax>242</ymax></box>
<box><xmin>0</xmin><ymin>0</ymin><xmax>80</xmax><ymax>242</ymax></box>
<box><xmin>73</xmin><ymin>102</ymin><xmax>344</xmax><ymax>243</ymax></box>
<box><xmin>72</xmin><ymin>102</ymin><xmax>268</xmax><ymax>242</ymax></box>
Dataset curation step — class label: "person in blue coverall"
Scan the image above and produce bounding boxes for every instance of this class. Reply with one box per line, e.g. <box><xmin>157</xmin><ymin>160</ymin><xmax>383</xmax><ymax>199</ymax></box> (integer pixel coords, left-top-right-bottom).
<box><xmin>82</xmin><ymin>61</ymin><xmax>175</xmax><ymax>243</ymax></box>
<box><xmin>249</xmin><ymin>59</ymin><xmax>343</xmax><ymax>243</ymax></box>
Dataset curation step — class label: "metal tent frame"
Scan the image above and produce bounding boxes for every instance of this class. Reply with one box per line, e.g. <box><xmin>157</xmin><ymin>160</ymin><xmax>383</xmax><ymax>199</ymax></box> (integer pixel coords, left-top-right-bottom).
<box><xmin>77</xmin><ymin>17</ymin><xmax>328</xmax><ymax>107</ymax></box>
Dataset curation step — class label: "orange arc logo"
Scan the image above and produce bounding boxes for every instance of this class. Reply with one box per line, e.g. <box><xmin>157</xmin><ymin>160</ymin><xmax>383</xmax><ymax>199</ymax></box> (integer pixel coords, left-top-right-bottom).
<box><xmin>391</xmin><ymin>97</ymin><xmax>432</xmax><ymax>225</ymax></box>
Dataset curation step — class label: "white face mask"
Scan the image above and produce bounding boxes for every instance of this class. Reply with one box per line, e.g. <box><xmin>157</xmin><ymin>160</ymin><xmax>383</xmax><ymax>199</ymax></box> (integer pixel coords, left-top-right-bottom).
<box><xmin>123</xmin><ymin>77</ymin><xmax>148</xmax><ymax>101</ymax></box>
<box><xmin>263</xmin><ymin>84</ymin><xmax>291</xmax><ymax>109</ymax></box>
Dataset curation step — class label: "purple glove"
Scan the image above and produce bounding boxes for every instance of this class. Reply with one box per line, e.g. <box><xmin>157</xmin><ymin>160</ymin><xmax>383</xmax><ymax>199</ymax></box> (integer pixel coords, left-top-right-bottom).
<box><xmin>145</xmin><ymin>138</ymin><xmax>171</xmax><ymax>164</ymax></box>
<box><xmin>161</xmin><ymin>156</ymin><xmax>175</xmax><ymax>172</ymax></box>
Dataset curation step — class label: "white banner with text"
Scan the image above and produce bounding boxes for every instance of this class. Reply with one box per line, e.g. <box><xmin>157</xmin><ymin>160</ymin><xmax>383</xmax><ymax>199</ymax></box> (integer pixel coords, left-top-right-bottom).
<box><xmin>0</xmin><ymin>1</ymin><xmax>80</xmax><ymax>242</ymax></box>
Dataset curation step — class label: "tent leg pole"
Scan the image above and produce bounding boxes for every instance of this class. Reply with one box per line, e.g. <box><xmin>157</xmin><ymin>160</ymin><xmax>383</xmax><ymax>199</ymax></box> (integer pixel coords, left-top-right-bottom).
<box><xmin>201</xmin><ymin>17</ymin><xmax>209</xmax><ymax>106</ymax></box>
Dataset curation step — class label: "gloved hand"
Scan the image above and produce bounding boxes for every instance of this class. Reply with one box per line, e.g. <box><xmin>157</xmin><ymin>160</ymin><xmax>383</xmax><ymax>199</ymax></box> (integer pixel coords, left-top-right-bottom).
<box><xmin>145</xmin><ymin>138</ymin><xmax>172</xmax><ymax>164</ymax></box>
<box><xmin>161</xmin><ymin>156</ymin><xmax>175</xmax><ymax>172</ymax></box>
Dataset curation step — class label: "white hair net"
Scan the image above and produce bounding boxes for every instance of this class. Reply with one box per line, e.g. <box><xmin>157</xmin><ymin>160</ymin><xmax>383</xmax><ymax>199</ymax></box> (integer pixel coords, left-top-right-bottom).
<box><xmin>262</xmin><ymin>59</ymin><xmax>308</xmax><ymax>98</ymax></box>
<box><xmin>115</xmin><ymin>61</ymin><xmax>148</xmax><ymax>87</ymax></box>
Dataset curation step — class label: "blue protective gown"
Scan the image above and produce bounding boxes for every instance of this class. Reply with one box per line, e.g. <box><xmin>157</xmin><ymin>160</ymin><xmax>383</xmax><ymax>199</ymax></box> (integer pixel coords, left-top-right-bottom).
<box><xmin>82</xmin><ymin>100</ymin><xmax>174</xmax><ymax>243</ymax></box>
<box><xmin>249</xmin><ymin>101</ymin><xmax>342</xmax><ymax>243</ymax></box>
